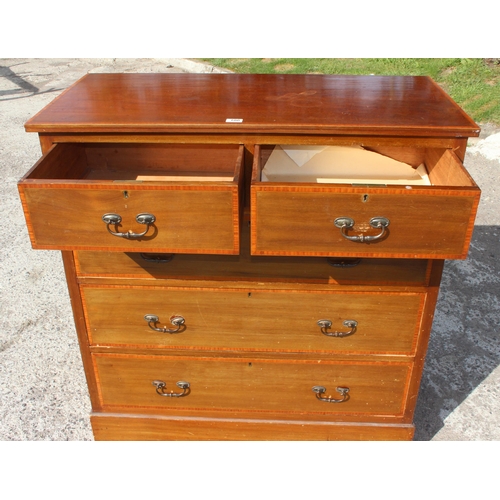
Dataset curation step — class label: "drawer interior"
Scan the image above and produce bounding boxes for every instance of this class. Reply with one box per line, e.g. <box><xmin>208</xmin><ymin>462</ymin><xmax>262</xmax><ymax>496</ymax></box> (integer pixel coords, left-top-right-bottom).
<box><xmin>25</xmin><ymin>143</ymin><xmax>242</xmax><ymax>183</ymax></box>
<box><xmin>254</xmin><ymin>144</ymin><xmax>476</xmax><ymax>188</ymax></box>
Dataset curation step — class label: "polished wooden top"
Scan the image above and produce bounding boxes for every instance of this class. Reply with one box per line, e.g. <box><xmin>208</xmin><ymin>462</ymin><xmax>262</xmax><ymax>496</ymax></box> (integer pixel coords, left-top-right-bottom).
<box><xmin>25</xmin><ymin>74</ymin><xmax>479</xmax><ymax>137</ymax></box>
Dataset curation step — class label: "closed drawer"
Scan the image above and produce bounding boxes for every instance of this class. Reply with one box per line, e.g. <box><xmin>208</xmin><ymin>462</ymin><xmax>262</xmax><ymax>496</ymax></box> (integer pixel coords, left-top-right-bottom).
<box><xmin>251</xmin><ymin>145</ymin><xmax>480</xmax><ymax>259</ymax></box>
<box><xmin>18</xmin><ymin>143</ymin><xmax>243</xmax><ymax>254</ymax></box>
<box><xmin>74</xmin><ymin>244</ymin><xmax>431</xmax><ymax>287</ymax></box>
<box><xmin>82</xmin><ymin>286</ymin><xmax>425</xmax><ymax>355</ymax></box>
<box><xmin>93</xmin><ymin>354</ymin><xmax>412</xmax><ymax>417</ymax></box>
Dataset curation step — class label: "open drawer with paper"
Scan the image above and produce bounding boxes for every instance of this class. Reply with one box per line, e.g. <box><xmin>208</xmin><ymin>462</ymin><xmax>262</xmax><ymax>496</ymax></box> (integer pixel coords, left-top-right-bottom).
<box><xmin>250</xmin><ymin>144</ymin><xmax>480</xmax><ymax>259</ymax></box>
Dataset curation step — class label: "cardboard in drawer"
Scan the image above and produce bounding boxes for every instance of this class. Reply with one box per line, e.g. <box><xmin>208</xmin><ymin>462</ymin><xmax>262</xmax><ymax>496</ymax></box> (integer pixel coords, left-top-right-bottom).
<box><xmin>18</xmin><ymin>143</ymin><xmax>243</xmax><ymax>254</ymax></box>
<box><xmin>251</xmin><ymin>144</ymin><xmax>481</xmax><ymax>259</ymax></box>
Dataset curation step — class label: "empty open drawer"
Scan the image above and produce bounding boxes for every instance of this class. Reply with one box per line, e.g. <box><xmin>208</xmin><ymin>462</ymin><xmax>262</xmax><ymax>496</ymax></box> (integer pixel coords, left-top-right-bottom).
<box><xmin>18</xmin><ymin>143</ymin><xmax>243</xmax><ymax>254</ymax></box>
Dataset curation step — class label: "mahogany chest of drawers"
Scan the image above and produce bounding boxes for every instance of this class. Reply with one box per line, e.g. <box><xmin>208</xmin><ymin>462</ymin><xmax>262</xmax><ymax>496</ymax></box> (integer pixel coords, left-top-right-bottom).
<box><xmin>18</xmin><ymin>74</ymin><xmax>480</xmax><ymax>440</ymax></box>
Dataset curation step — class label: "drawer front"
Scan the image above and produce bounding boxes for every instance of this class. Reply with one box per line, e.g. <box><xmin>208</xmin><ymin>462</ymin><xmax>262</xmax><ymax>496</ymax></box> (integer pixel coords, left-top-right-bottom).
<box><xmin>75</xmin><ymin>250</ymin><xmax>431</xmax><ymax>286</ymax></box>
<box><xmin>18</xmin><ymin>143</ymin><xmax>243</xmax><ymax>254</ymax></box>
<box><xmin>21</xmin><ymin>187</ymin><xmax>239</xmax><ymax>253</ymax></box>
<box><xmin>94</xmin><ymin>354</ymin><xmax>412</xmax><ymax>417</ymax></box>
<box><xmin>83</xmin><ymin>286</ymin><xmax>424</xmax><ymax>355</ymax></box>
<box><xmin>251</xmin><ymin>188</ymin><xmax>478</xmax><ymax>259</ymax></box>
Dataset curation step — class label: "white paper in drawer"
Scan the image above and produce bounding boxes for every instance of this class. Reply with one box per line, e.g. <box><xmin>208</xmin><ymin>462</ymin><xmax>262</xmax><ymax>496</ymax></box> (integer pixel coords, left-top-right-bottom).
<box><xmin>261</xmin><ymin>145</ymin><xmax>431</xmax><ymax>185</ymax></box>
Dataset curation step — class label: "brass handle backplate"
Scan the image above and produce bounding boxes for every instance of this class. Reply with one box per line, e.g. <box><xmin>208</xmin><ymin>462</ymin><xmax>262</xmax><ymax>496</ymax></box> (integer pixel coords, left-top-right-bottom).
<box><xmin>334</xmin><ymin>216</ymin><xmax>389</xmax><ymax>242</ymax></box>
<box><xmin>152</xmin><ymin>380</ymin><xmax>190</xmax><ymax>398</ymax></box>
<box><xmin>312</xmin><ymin>385</ymin><xmax>350</xmax><ymax>403</ymax></box>
<box><xmin>102</xmin><ymin>212</ymin><xmax>156</xmax><ymax>239</ymax></box>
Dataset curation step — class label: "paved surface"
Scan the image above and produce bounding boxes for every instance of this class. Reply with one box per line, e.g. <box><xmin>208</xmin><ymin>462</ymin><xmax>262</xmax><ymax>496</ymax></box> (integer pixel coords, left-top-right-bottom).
<box><xmin>1</xmin><ymin>58</ymin><xmax>499</xmax><ymax>440</ymax></box>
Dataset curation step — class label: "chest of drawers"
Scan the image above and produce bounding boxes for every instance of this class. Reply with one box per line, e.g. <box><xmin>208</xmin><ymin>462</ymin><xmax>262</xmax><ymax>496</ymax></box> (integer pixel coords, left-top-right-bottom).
<box><xmin>18</xmin><ymin>74</ymin><xmax>480</xmax><ymax>440</ymax></box>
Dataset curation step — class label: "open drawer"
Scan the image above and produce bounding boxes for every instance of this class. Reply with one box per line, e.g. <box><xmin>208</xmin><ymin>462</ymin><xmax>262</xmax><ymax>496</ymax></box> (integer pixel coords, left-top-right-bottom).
<box><xmin>251</xmin><ymin>144</ymin><xmax>481</xmax><ymax>259</ymax></box>
<box><xmin>18</xmin><ymin>143</ymin><xmax>243</xmax><ymax>254</ymax></box>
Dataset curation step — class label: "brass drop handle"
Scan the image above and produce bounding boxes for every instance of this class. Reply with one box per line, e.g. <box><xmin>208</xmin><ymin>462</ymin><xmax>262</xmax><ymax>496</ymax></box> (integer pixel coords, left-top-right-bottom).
<box><xmin>152</xmin><ymin>380</ymin><xmax>190</xmax><ymax>398</ymax></box>
<box><xmin>334</xmin><ymin>216</ymin><xmax>389</xmax><ymax>242</ymax></box>
<box><xmin>144</xmin><ymin>314</ymin><xmax>185</xmax><ymax>334</ymax></box>
<box><xmin>102</xmin><ymin>213</ymin><xmax>156</xmax><ymax>239</ymax></box>
<box><xmin>312</xmin><ymin>385</ymin><xmax>350</xmax><ymax>403</ymax></box>
<box><xmin>317</xmin><ymin>319</ymin><xmax>357</xmax><ymax>337</ymax></box>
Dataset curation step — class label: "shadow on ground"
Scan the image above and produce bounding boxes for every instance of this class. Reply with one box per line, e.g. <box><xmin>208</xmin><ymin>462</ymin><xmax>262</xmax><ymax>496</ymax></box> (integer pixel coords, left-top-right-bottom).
<box><xmin>0</xmin><ymin>63</ymin><xmax>62</xmax><ymax>101</ymax></box>
<box><xmin>414</xmin><ymin>225</ymin><xmax>500</xmax><ymax>439</ymax></box>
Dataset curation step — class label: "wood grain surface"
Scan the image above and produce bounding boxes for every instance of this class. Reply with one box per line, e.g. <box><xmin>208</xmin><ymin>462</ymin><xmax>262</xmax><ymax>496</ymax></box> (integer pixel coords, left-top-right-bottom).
<box><xmin>93</xmin><ymin>353</ymin><xmax>412</xmax><ymax>417</ymax></box>
<box><xmin>82</xmin><ymin>285</ymin><xmax>425</xmax><ymax>355</ymax></box>
<box><xmin>91</xmin><ymin>413</ymin><xmax>415</xmax><ymax>440</ymax></box>
<box><xmin>25</xmin><ymin>74</ymin><xmax>480</xmax><ymax>137</ymax></box>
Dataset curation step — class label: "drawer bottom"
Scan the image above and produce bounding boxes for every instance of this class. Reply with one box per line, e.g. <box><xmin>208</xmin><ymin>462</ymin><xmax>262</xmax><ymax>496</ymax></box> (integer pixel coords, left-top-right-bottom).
<box><xmin>91</xmin><ymin>413</ymin><xmax>414</xmax><ymax>441</ymax></box>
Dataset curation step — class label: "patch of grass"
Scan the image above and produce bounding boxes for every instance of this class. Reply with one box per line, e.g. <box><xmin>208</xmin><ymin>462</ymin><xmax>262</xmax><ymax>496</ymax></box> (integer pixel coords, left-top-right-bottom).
<box><xmin>201</xmin><ymin>58</ymin><xmax>500</xmax><ymax>124</ymax></box>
